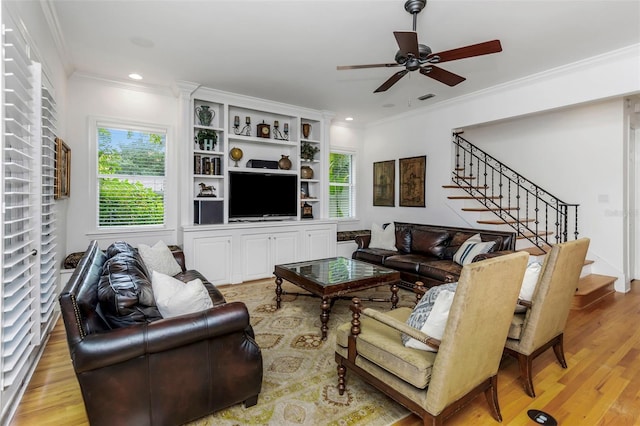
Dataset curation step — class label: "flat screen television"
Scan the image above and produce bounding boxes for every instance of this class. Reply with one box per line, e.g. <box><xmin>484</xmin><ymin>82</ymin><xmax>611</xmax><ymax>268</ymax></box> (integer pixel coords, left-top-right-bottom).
<box><xmin>228</xmin><ymin>171</ymin><xmax>298</xmax><ymax>220</ymax></box>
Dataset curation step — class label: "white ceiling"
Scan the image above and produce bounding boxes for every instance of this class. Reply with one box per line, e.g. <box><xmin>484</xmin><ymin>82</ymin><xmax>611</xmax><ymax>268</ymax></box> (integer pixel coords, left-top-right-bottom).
<box><xmin>49</xmin><ymin>0</ymin><xmax>640</xmax><ymax>124</ymax></box>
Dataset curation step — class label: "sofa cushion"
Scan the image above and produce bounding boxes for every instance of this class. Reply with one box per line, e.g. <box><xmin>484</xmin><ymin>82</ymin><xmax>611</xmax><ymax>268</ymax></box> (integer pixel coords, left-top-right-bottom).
<box><xmin>353</xmin><ymin>248</ymin><xmax>398</xmax><ymax>266</ymax></box>
<box><xmin>410</xmin><ymin>228</ymin><xmax>450</xmax><ymax>259</ymax></box>
<box><xmin>138</xmin><ymin>240</ymin><xmax>183</xmax><ymax>276</ymax></box>
<box><xmin>383</xmin><ymin>254</ymin><xmax>427</xmax><ymax>273</ymax></box>
<box><xmin>151</xmin><ymin>271</ymin><xmax>214</xmax><ymax>318</ymax></box>
<box><xmin>98</xmin><ymin>243</ymin><xmax>162</xmax><ymax>328</ymax></box>
<box><xmin>369</xmin><ymin>223</ymin><xmax>397</xmax><ymax>251</ymax></box>
<box><xmin>416</xmin><ymin>259</ymin><xmax>462</xmax><ymax>283</ymax></box>
<box><xmin>394</xmin><ymin>222</ymin><xmax>413</xmax><ymax>253</ymax></box>
<box><xmin>453</xmin><ymin>234</ymin><xmax>496</xmax><ymax>266</ymax></box>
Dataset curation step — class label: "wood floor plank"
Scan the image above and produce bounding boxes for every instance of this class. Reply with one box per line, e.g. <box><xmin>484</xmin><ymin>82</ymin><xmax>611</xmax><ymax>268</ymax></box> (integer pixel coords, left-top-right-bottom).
<box><xmin>9</xmin><ymin>280</ymin><xmax>640</xmax><ymax>426</ymax></box>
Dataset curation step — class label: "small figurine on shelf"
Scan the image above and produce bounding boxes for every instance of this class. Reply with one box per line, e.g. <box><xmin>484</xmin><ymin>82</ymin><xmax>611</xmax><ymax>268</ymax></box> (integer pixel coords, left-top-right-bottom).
<box><xmin>198</xmin><ymin>182</ymin><xmax>216</xmax><ymax>197</ymax></box>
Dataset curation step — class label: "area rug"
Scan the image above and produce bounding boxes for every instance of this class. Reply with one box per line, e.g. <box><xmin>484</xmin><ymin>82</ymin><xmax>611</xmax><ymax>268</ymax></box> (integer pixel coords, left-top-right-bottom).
<box><xmin>187</xmin><ymin>280</ymin><xmax>413</xmax><ymax>426</ymax></box>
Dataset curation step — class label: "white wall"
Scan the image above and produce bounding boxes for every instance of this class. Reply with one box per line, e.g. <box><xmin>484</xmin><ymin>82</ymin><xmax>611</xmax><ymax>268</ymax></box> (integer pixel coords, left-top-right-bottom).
<box><xmin>359</xmin><ymin>45</ymin><xmax>639</xmax><ymax>291</ymax></box>
<box><xmin>65</xmin><ymin>75</ymin><xmax>179</xmax><ymax>252</ymax></box>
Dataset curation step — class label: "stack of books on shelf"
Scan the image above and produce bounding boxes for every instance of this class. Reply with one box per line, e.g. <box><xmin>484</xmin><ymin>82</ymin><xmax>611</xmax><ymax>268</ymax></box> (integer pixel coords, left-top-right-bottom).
<box><xmin>194</xmin><ymin>156</ymin><xmax>222</xmax><ymax>175</ymax></box>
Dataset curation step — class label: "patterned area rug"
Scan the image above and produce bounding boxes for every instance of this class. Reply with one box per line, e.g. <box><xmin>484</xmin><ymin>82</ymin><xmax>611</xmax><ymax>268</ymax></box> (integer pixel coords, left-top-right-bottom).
<box><xmin>188</xmin><ymin>280</ymin><xmax>413</xmax><ymax>426</ymax></box>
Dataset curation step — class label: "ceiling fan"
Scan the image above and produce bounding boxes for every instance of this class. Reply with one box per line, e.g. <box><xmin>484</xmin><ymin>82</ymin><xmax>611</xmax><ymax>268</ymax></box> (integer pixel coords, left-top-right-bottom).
<box><xmin>337</xmin><ymin>0</ymin><xmax>502</xmax><ymax>93</ymax></box>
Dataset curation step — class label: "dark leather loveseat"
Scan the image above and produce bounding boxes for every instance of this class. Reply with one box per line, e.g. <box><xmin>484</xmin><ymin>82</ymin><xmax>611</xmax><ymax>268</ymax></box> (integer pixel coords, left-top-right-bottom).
<box><xmin>59</xmin><ymin>240</ymin><xmax>263</xmax><ymax>426</ymax></box>
<box><xmin>352</xmin><ymin>222</ymin><xmax>516</xmax><ymax>290</ymax></box>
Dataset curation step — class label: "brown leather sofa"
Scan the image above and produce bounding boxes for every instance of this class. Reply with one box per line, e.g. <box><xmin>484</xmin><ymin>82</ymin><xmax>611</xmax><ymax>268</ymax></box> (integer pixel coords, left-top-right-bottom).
<box><xmin>352</xmin><ymin>222</ymin><xmax>516</xmax><ymax>290</ymax></box>
<box><xmin>59</xmin><ymin>240</ymin><xmax>263</xmax><ymax>426</ymax></box>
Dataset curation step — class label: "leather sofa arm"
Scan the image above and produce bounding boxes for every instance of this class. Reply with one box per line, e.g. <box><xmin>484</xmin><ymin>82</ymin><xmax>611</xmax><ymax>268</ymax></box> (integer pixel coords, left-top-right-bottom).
<box><xmin>171</xmin><ymin>249</ymin><xmax>187</xmax><ymax>272</ymax></box>
<box><xmin>473</xmin><ymin>250</ymin><xmax>516</xmax><ymax>263</ymax></box>
<box><xmin>354</xmin><ymin>234</ymin><xmax>371</xmax><ymax>249</ymax></box>
<box><xmin>72</xmin><ymin>302</ymin><xmax>253</xmax><ymax>373</ymax></box>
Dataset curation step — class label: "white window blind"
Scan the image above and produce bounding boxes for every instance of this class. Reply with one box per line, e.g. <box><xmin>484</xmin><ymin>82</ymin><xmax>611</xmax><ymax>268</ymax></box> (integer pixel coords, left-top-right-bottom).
<box><xmin>97</xmin><ymin>125</ymin><xmax>167</xmax><ymax>227</ymax></box>
<box><xmin>1</xmin><ymin>13</ymin><xmax>41</xmax><ymax>413</ymax></box>
<box><xmin>40</xmin><ymin>80</ymin><xmax>57</xmax><ymax>332</ymax></box>
<box><xmin>329</xmin><ymin>152</ymin><xmax>355</xmax><ymax>219</ymax></box>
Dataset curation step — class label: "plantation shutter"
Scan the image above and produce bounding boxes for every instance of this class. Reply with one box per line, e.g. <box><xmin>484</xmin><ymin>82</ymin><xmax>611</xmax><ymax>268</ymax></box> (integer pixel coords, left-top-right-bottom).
<box><xmin>97</xmin><ymin>126</ymin><xmax>167</xmax><ymax>227</ymax></box>
<box><xmin>40</xmin><ymin>78</ymin><xmax>58</xmax><ymax>331</ymax></box>
<box><xmin>329</xmin><ymin>152</ymin><xmax>355</xmax><ymax>218</ymax></box>
<box><xmin>1</xmin><ymin>11</ymin><xmax>42</xmax><ymax>415</ymax></box>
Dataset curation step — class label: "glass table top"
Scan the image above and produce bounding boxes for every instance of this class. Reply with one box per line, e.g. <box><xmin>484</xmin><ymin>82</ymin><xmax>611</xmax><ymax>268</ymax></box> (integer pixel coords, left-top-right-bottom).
<box><xmin>277</xmin><ymin>257</ymin><xmax>397</xmax><ymax>287</ymax></box>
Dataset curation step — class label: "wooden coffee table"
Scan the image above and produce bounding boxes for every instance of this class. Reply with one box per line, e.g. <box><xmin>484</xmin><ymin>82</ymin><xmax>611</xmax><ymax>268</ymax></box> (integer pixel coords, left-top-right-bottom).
<box><xmin>273</xmin><ymin>257</ymin><xmax>401</xmax><ymax>339</ymax></box>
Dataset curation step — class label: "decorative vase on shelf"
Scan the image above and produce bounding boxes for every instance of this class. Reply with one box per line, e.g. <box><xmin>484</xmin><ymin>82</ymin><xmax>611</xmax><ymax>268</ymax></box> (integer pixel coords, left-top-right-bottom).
<box><xmin>300</xmin><ymin>165</ymin><xmax>314</xmax><ymax>179</ymax></box>
<box><xmin>302</xmin><ymin>123</ymin><xmax>311</xmax><ymax>139</ymax></box>
<box><xmin>278</xmin><ymin>155</ymin><xmax>292</xmax><ymax>170</ymax></box>
<box><xmin>229</xmin><ymin>147</ymin><xmax>243</xmax><ymax>167</ymax></box>
<box><xmin>196</xmin><ymin>105</ymin><xmax>214</xmax><ymax>126</ymax></box>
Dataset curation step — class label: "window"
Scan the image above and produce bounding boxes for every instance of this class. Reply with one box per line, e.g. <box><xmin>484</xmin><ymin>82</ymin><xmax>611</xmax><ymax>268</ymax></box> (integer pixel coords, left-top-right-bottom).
<box><xmin>97</xmin><ymin>124</ymin><xmax>167</xmax><ymax>227</ymax></box>
<box><xmin>329</xmin><ymin>151</ymin><xmax>355</xmax><ymax>219</ymax></box>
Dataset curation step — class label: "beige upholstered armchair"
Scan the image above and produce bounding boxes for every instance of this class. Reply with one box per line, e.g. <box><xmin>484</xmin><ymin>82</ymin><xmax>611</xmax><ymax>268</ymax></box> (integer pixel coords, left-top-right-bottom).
<box><xmin>504</xmin><ymin>238</ymin><xmax>590</xmax><ymax>397</ymax></box>
<box><xmin>335</xmin><ymin>252</ymin><xmax>529</xmax><ymax>425</ymax></box>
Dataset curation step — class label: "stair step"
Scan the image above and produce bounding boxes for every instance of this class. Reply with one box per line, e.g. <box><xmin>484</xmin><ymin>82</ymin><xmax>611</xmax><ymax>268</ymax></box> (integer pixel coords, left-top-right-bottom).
<box><xmin>517</xmin><ymin>231</ymin><xmax>553</xmax><ymax>239</ymax></box>
<box><xmin>454</xmin><ymin>167</ymin><xmax>465</xmax><ymax>171</ymax></box>
<box><xmin>462</xmin><ymin>207</ymin><xmax>519</xmax><ymax>212</ymax></box>
<box><xmin>442</xmin><ymin>185</ymin><xmax>488</xmax><ymax>189</ymax></box>
<box><xmin>518</xmin><ymin>245</ymin><xmax>550</xmax><ymax>256</ymax></box>
<box><xmin>572</xmin><ymin>274</ymin><xmax>616</xmax><ymax>310</ymax></box>
<box><xmin>453</xmin><ymin>175</ymin><xmax>477</xmax><ymax>180</ymax></box>
<box><xmin>477</xmin><ymin>219</ymin><xmax>535</xmax><ymax>225</ymax></box>
<box><xmin>447</xmin><ymin>195</ymin><xmax>502</xmax><ymax>200</ymax></box>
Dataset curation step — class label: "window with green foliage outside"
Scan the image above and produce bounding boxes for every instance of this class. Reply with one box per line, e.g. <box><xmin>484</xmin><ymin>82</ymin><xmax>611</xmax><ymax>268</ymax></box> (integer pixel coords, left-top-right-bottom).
<box><xmin>329</xmin><ymin>152</ymin><xmax>355</xmax><ymax>218</ymax></box>
<box><xmin>97</xmin><ymin>126</ymin><xmax>167</xmax><ymax>227</ymax></box>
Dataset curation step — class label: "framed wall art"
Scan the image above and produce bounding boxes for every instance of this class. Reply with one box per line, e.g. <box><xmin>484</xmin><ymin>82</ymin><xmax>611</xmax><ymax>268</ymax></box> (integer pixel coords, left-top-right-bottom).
<box><xmin>373</xmin><ymin>160</ymin><xmax>395</xmax><ymax>206</ymax></box>
<box><xmin>399</xmin><ymin>155</ymin><xmax>425</xmax><ymax>207</ymax></box>
<box><xmin>55</xmin><ymin>137</ymin><xmax>71</xmax><ymax>199</ymax></box>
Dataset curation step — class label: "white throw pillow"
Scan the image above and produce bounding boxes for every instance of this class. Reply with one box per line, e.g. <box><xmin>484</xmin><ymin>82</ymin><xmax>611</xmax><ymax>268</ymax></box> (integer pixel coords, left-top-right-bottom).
<box><xmin>151</xmin><ymin>270</ymin><xmax>213</xmax><ymax>318</ymax></box>
<box><xmin>515</xmin><ymin>261</ymin><xmax>543</xmax><ymax>313</ymax></box>
<box><xmin>453</xmin><ymin>234</ymin><xmax>495</xmax><ymax>266</ymax></box>
<box><xmin>369</xmin><ymin>223</ymin><xmax>397</xmax><ymax>251</ymax></box>
<box><xmin>139</xmin><ymin>240</ymin><xmax>183</xmax><ymax>276</ymax></box>
<box><xmin>406</xmin><ymin>290</ymin><xmax>455</xmax><ymax>352</ymax></box>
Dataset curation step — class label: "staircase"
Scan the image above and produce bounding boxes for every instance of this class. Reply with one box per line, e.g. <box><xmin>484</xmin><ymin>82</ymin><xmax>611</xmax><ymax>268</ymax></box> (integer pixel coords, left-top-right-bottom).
<box><xmin>445</xmin><ymin>133</ymin><xmax>616</xmax><ymax>309</ymax></box>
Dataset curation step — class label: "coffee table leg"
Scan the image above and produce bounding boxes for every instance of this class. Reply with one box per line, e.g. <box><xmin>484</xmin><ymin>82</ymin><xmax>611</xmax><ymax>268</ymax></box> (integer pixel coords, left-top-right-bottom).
<box><xmin>390</xmin><ymin>283</ymin><xmax>399</xmax><ymax>309</ymax></box>
<box><xmin>320</xmin><ymin>297</ymin><xmax>330</xmax><ymax>340</ymax></box>
<box><xmin>275</xmin><ymin>276</ymin><xmax>283</xmax><ymax>309</ymax></box>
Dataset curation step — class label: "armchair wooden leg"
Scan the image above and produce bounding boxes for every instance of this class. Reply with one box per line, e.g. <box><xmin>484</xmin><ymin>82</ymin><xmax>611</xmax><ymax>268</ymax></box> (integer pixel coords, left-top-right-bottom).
<box><xmin>337</xmin><ymin>362</ymin><xmax>346</xmax><ymax>395</ymax></box>
<box><xmin>552</xmin><ymin>333</ymin><xmax>568</xmax><ymax>368</ymax></box>
<box><xmin>516</xmin><ymin>352</ymin><xmax>536</xmax><ymax>398</ymax></box>
<box><xmin>484</xmin><ymin>375</ymin><xmax>503</xmax><ymax>422</ymax></box>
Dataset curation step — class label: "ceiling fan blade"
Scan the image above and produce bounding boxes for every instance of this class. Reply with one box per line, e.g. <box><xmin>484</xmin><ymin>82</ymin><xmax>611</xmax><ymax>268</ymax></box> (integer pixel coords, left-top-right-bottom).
<box><xmin>374</xmin><ymin>69</ymin><xmax>409</xmax><ymax>93</ymax></box>
<box><xmin>337</xmin><ymin>63</ymin><xmax>401</xmax><ymax>70</ymax></box>
<box><xmin>394</xmin><ymin>31</ymin><xmax>419</xmax><ymax>57</ymax></box>
<box><xmin>420</xmin><ymin>66</ymin><xmax>466</xmax><ymax>86</ymax></box>
<box><xmin>429</xmin><ymin>40</ymin><xmax>502</xmax><ymax>63</ymax></box>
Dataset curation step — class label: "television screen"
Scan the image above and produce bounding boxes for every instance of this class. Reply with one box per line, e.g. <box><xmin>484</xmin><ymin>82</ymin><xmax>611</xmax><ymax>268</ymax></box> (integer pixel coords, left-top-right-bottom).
<box><xmin>228</xmin><ymin>171</ymin><xmax>298</xmax><ymax>219</ymax></box>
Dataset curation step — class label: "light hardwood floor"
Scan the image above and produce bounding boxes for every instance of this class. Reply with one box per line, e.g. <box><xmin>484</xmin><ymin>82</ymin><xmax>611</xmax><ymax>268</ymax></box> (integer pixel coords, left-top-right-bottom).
<box><xmin>10</xmin><ymin>280</ymin><xmax>640</xmax><ymax>426</ymax></box>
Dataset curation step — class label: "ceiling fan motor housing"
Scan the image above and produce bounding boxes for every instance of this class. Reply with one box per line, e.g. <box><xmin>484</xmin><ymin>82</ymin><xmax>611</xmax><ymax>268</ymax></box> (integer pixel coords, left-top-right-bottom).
<box><xmin>395</xmin><ymin>44</ymin><xmax>432</xmax><ymax>69</ymax></box>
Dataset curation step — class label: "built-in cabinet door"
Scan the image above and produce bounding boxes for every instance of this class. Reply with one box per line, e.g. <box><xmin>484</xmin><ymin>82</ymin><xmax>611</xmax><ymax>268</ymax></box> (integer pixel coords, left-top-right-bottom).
<box><xmin>242</xmin><ymin>231</ymin><xmax>300</xmax><ymax>281</ymax></box>
<box><xmin>304</xmin><ymin>227</ymin><xmax>336</xmax><ymax>261</ymax></box>
<box><xmin>241</xmin><ymin>233</ymin><xmax>272</xmax><ymax>281</ymax></box>
<box><xmin>193</xmin><ymin>236</ymin><xmax>232</xmax><ymax>285</ymax></box>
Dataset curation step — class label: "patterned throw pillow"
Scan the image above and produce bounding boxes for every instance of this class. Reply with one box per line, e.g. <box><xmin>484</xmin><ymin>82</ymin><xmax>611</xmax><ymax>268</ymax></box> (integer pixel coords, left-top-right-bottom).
<box><xmin>452</xmin><ymin>234</ymin><xmax>495</xmax><ymax>266</ymax></box>
<box><xmin>402</xmin><ymin>282</ymin><xmax>458</xmax><ymax>347</ymax></box>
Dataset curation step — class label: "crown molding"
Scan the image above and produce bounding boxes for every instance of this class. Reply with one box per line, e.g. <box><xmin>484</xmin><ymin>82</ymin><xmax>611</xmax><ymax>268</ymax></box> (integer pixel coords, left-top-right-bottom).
<box><xmin>39</xmin><ymin>0</ymin><xmax>74</xmax><ymax>76</ymax></box>
<box><xmin>70</xmin><ymin>72</ymin><xmax>176</xmax><ymax>97</ymax></box>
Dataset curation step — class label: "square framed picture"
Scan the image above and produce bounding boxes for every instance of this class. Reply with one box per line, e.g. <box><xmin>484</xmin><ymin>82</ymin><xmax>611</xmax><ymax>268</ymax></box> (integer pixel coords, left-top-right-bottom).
<box><xmin>55</xmin><ymin>138</ymin><xmax>71</xmax><ymax>199</ymax></box>
<box><xmin>373</xmin><ymin>160</ymin><xmax>395</xmax><ymax>206</ymax></box>
<box><xmin>399</xmin><ymin>155</ymin><xmax>425</xmax><ymax>207</ymax></box>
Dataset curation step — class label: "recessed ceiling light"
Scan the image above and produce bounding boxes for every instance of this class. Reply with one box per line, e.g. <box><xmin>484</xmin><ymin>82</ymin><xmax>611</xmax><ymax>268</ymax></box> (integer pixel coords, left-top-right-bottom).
<box><xmin>345</xmin><ymin>117</ymin><xmax>354</xmax><ymax>121</ymax></box>
<box><xmin>128</xmin><ymin>73</ymin><xmax>143</xmax><ymax>80</ymax></box>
